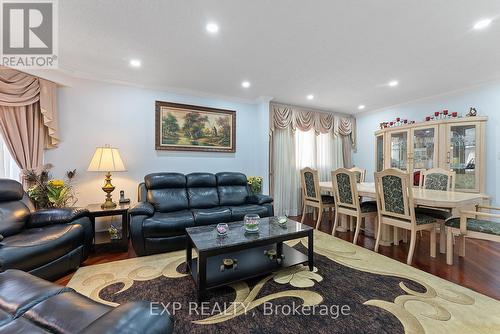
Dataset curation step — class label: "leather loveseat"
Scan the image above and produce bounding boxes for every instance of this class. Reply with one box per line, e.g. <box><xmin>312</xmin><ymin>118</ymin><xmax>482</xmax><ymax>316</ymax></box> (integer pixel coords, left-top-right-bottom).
<box><xmin>0</xmin><ymin>179</ymin><xmax>93</xmax><ymax>280</ymax></box>
<box><xmin>0</xmin><ymin>269</ymin><xmax>173</xmax><ymax>333</ymax></box>
<box><xmin>130</xmin><ymin>172</ymin><xmax>273</xmax><ymax>256</ymax></box>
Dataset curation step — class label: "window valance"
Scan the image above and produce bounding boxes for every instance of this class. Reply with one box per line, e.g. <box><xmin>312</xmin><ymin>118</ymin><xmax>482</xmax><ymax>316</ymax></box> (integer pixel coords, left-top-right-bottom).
<box><xmin>0</xmin><ymin>67</ymin><xmax>59</xmax><ymax>148</ymax></box>
<box><xmin>270</xmin><ymin>103</ymin><xmax>356</xmax><ymax>148</ymax></box>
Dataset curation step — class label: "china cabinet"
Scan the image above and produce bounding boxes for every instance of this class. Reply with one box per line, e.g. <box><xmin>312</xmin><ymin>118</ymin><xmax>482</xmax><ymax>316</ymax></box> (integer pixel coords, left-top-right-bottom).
<box><xmin>375</xmin><ymin>116</ymin><xmax>487</xmax><ymax>193</ymax></box>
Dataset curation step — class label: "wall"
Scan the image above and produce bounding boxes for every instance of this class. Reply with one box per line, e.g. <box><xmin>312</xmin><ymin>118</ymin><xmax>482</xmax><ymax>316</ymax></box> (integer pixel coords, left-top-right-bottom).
<box><xmin>41</xmin><ymin>74</ymin><xmax>270</xmax><ymax>228</ymax></box>
<box><xmin>353</xmin><ymin>82</ymin><xmax>500</xmax><ymax>206</ymax></box>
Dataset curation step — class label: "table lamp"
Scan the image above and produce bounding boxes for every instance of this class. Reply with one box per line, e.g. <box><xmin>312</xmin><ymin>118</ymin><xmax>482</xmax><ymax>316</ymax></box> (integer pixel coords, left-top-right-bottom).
<box><xmin>87</xmin><ymin>145</ymin><xmax>126</xmax><ymax>209</ymax></box>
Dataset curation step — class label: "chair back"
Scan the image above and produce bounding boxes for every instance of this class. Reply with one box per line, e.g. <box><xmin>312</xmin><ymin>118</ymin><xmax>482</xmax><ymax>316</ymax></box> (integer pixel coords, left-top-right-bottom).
<box><xmin>331</xmin><ymin>168</ymin><xmax>360</xmax><ymax>211</ymax></box>
<box><xmin>374</xmin><ymin>169</ymin><xmax>415</xmax><ymax>224</ymax></box>
<box><xmin>419</xmin><ymin>168</ymin><xmax>455</xmax><ymax>191</ymax></box>
<box><xmin>300</xmin><ymin>167</ymin><xmax>321</xmax><ymax>202</ymax></box>
<box><xmin>349</xmin><ymin>167</ymin><xmax>366</xmax><ymax>183</ymax></box>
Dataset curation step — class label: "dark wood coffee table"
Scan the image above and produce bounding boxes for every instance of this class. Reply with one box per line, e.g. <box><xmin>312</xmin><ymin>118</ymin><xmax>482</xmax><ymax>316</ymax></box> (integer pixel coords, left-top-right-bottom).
<box><xmin>185</xmin><ymin>217</ymin><xmax>314</xmax><ymax>301</ymax></box>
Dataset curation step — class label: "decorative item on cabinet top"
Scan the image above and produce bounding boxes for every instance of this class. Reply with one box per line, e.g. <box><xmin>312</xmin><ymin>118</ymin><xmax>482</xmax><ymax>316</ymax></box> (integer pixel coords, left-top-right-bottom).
<box><xmin>379</xmin><ymin>117</ymin><xmax>415</xmax><ymax>129</ymax></box>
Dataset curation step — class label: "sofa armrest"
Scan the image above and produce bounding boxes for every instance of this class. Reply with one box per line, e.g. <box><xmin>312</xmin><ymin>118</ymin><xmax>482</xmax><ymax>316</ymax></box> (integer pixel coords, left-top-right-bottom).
<box><xmin>129</xmin><ymin>202</ymin><xmax>155</xmax><ymax>216</ymax></box>
<box><xmin>28</xmin><ymin>208</ymin><xmax>89</xmax><ymax>228</ymax></box>
<box><xmin>246</xmin><ymin>194</ymin><xmax>273</xmax><ymax>205</ymax></box>
<box><xmin>80</xmin><ymin>301</ymin><xmax>173</xmax><ymax>334</ymax></box>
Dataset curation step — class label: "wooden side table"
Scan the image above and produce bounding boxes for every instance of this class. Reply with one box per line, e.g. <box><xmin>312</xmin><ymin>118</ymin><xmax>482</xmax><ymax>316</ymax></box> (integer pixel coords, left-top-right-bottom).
<box><xmin>85</xmin><ymin>203</ymin><xmax>130</xmax><ymax>252</ymax></box>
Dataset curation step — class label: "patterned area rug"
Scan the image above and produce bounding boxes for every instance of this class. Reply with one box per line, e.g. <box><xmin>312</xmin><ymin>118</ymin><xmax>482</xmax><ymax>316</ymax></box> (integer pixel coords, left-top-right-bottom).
<box><xmin>68</xmin><ymin>231</ymin><xmax>500</xmax><ymax>334</ymax></box>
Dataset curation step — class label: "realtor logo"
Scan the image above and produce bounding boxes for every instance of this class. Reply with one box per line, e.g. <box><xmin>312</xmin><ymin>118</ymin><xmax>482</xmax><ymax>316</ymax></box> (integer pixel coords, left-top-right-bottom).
<box><xmin>1</xmin><ymin>0</ymin><xmax>58</xmax><ymax>68</ymax></box>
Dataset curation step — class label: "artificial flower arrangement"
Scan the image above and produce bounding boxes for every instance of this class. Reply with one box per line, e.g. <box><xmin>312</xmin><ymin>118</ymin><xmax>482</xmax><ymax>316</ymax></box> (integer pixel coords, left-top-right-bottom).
<box><xmin>22</xmin><ymin>164</ymin><xmax>78</xmax><ymax>209</ymax></box>
<box><xmin>247</xmin><ymin>176</ymin><xmax>263</xmax><ymax>195</ymax></box>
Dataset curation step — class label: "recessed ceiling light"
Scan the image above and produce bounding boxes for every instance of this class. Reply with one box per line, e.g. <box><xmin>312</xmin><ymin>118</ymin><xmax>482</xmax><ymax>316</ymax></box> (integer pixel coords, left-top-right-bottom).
<box><xmin>206</xmin><ymin>22</ymin><xmax>219</xmax><ymax>34</ymax></box>
<box><xmin>129</xmin><ymin>59</ymin><xmax>141</xmax><ymax>68</ymax></box>
<box><xmin>358</xmin><ymin>105</ymin><xmax>366</xmax><ymax>110</ymax></box>
<box><xmin>241</xmin><ymin>81</ymin><xmax>250</xmax><ymax>88</ymax></box>
<box><xmin>388</xmin><ymin>80</ymin><xmax>399</xmax><ymax>87</ymax></box>
<box><xmin>307</xmin><ymin>94</ymin><xmax>314</xmax><ymax>100</ymax></box>
<box><xmin>473</xmin><ymin>18</ymin><xmax>492</xmax><ymax>30</ymax></box>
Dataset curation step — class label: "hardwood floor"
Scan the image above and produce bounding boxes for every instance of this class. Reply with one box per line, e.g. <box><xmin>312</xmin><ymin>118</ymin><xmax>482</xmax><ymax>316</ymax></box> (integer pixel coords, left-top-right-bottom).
<box><xmin>56</xmin><ymin>214</ymin><xmax>500</xmax><ymax>300</ymax></box>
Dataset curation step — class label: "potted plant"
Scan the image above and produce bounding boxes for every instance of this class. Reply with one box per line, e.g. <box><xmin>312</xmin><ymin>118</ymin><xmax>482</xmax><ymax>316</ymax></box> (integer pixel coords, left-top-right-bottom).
<box><xmin>22</xmin><ymin>164</ymin><xmax>77</xmax><ymax>209</ymax></box>
<box><xmin>247</xmin><ymin>176</ymin><xmax>263</xmax><ymax>195</ymax></box>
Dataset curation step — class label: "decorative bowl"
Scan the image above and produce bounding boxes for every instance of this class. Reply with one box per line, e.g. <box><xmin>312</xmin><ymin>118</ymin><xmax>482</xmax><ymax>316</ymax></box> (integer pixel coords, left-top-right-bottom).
<box><xmin>244</xmin><ymin>214</ymin><xmax>260</xmax><ymax>233</ymax></box>
<box><xmin>277</xmin><ymin>216</ymin><xmax>288</xmax><ymax>227</ymax></box>
<box><xmin>216</xmin><ymin>223</ymin><xmax>228</xmax><ymax>237</ymax></box>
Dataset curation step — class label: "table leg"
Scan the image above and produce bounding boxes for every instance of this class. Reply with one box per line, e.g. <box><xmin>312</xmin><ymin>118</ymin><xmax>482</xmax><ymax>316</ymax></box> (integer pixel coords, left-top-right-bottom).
<box><xmin>276</xmin><ymin>241</ymin><xmax>283</xmax><ymax>259</ymax></box>
<box><xmin>308</xmin><ymin>231</ymin><xmax>314</xmax><ymax>271</ymax></box>
<box><xmin>197</xmin><ymin>252</ymin><xmax>207</xmax><ymax>302</ymax></box>
<box><xmin>186</xmin><ymin>238</ymin><xmax>192</xmax><ymax>274</ymax></box>
<box><xmin>121</xmin><ymin>212</ymin><xmax>129</xmax><ymax>251</ymax></box>
<box><xmin>89</xmin><ymin>216</ymin><xmax>96</xmax><ymax>251</ymax></box>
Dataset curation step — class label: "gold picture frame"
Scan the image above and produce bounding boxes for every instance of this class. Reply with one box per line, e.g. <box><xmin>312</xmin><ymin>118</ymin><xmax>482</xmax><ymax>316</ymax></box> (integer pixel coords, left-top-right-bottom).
<box><xmin>155</xmin><ymin>101</ymin><xmax>236</xmax><ymax>152</ymax></box>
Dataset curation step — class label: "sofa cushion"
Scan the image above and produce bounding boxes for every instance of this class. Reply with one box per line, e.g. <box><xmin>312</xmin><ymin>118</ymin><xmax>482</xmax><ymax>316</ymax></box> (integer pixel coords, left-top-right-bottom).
<box><xmin>192</xmin><ymin>207</ymin><xmax>231</xmax><ymax>226</ymax></box>
<box><xmin>0</xmin><ymin>225</ymin><xmax>84</xmax><ymax>272</ymax></box>
<box><xmin>0</xmin><ymin>201</ymin><xmax>30</xmax><ymax>238</ymax></box>
<box><xmin>145</xmin><ymin>173</ymin><xmax>189</xmax><ymax>212</ymax></box>
<box><xmin>0</xmin><ymin>179</ymin><xmax>23</xmax><ymax>202</ymax></box>
<box><xmin>142</xmin><ymin>211</ymin><xmax>194</xmax><ymax>238</ymax></box>
<box><xmin>0</xmin><ymin>269</ymin><xmax>70</xmax><ymax>320</ymax></box>
<box><xmin>216</xmin><ymin>172</ymin><xmax>250</xmax><ymax>206</ymax></box>
<box><xmin>23</xmin><ymin>291</ymin><xmax>110</xmax><ymax>334</ymax></box>
<box><xmin>186</xmin><ymin>173</ymin><xmax>219</xmax><ymax>209</ymax></box>
<box><xmin>144</xmin><ymin>173</ymin><xmax>186</xmax><ymax>189</ymax></box>
<box><xmin>229</xmin><ymin>204</ymin><xmax>269</xmax><ymax>221</ymax></box>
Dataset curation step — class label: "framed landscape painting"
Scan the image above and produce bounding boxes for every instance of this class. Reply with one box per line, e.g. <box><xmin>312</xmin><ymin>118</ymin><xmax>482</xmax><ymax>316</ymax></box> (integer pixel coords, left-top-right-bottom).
<box><xmin>155</xmin><ymin>101</ymin><xmax>236</xmax><ymax>152</ymax></box>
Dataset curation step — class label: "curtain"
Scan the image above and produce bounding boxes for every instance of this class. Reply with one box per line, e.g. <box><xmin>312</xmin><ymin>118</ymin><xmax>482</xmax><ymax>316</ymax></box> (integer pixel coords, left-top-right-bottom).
<box><xmin>0</xmin><ymin>67</ymin><xmax>58</xmax><ymax>174</ymax></box>
<box><xmin>0</xmin><ymin>103</ymin><xmax>45</xmax><ymax>171</ymax></box>
<box><xmin>270</xmin><ymin>103</ymin><xmax>353</xmax><ymax>215</ymax></box>
<box><xmin>272</xmin><ymin>127</ymin><xmax>301</xmax><ymax>216</ymax></box>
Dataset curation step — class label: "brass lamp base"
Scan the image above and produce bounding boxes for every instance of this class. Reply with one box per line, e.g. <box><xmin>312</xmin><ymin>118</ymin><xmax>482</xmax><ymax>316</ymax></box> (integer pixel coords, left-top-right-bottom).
<box><xmin>101</xmin><ymin>171</ymin><xmax>117</xmax><ymax>209</ymax></box>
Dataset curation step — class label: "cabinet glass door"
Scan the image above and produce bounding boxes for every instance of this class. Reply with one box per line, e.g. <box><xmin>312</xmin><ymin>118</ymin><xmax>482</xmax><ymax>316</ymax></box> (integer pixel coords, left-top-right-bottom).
<box><xmin>449</xmin><ymin>124</ymin><xmax>477</xmax><ymax>191</ymax></box>
<box><xmin>376</xmin><ymin>135</ymin><xmax>384</xmax><ymax>172</ymax></box>
<box><xmin>412</xmin><ymin>127</ymin><xmax>437</xmax><ymax>171</ymax></box>
<box><xmin>389</xmin><ymin>131</ymin><xmax>408</xmax><ymax>171</ymax></box>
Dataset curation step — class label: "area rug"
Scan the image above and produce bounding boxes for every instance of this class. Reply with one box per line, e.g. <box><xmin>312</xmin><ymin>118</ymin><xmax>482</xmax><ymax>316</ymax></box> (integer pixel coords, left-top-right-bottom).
<box><xmin>68</xmin><ymin>231</ymin><xmax>500</xmax><ymax>334</ymax></box>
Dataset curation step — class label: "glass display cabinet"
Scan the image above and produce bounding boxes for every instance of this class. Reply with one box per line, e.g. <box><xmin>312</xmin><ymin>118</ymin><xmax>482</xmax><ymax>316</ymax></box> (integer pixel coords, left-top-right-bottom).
<box><xmin>374</xmin><ymin>117</ymin><xmax>487</xmax><ymax>193</ymax></box>
<box><xmin>388</xmin><ymin>131</ymin><xmax>409</xmax><ymax>171</ymax></box>
<box><xmin>375</xmin><ymin>134</ymin><xmax>384</xmax><ymax>172</ymax></box>
<box><xmin>412</xmin><ymin>126</ymin><xmax>438</xmax><ymax>171</ymax></box>
<box><xmin>446</xmin><ymin>122</ymin><xmax>483</xmax><ymax>193</ymax></box>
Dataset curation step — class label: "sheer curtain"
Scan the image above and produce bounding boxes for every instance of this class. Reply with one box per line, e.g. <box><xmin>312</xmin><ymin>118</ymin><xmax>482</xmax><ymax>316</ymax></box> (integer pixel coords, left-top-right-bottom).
<box><xmin>273</xmin><ymin>128</ymin><xmax>344</xmax><ymax>216</ymax></box>
<box><xmin>0</xmin><ymin>134</ymin><xmax>20</xmax><ymax>180</ymax></box>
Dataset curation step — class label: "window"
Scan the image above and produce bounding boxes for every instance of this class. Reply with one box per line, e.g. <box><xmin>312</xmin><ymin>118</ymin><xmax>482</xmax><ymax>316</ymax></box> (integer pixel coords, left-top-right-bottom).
<box><xmin>295</xmin><ymin>129</ymin><xmax>343</xmax><ymax>181</ymax></box>
<box><xmin>0</xmin><ymin>135</ymin><xmax>20</xmax><ymax>180</ymax></box>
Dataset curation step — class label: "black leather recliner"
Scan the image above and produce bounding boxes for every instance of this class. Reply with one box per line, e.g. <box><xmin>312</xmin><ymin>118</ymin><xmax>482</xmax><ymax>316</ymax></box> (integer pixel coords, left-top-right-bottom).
<box><xmin>0</xmin><ymin>179</ymin><xmax>93</xmax><ymax>280</ymax></box>
<box><xmin>0</xmin><ymin>269</ymin><xmax>173</xmax><ymax>333</ymax></box>
<box><xmin>130</xmin><ymin>172</ymin><xmax>274</xmax><ymax>256</ymax></box>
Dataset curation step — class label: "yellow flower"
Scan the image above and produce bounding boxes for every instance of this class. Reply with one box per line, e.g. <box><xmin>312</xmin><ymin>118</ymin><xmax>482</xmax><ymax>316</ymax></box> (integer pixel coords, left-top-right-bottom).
<box><xmin>48</xmin><ymin>179</ymin><xmax>65</xmax><ymax>187</ymax></box>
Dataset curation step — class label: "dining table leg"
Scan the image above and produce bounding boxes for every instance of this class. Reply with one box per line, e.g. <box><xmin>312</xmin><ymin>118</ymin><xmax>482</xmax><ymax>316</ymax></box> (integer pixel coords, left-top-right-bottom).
<box><xmin>439</xmin><ymin>223</ymin><xmax>446</xmax><ymax>254</ymax></box>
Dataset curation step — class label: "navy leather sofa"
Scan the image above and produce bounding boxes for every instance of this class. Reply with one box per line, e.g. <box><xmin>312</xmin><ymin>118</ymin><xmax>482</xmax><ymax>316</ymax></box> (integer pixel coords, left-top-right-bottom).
<box><xmin>129</xmin><ymin>172</ymin><xmax>274</xmax><ymax>256</ymax></box>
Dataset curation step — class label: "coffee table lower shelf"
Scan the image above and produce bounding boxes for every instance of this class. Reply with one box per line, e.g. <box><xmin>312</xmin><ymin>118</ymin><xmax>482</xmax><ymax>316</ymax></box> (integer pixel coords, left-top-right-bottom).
<box><xmin>187</xmin><ymin>244</ymin><xmax>309</xmax><ymax>299</ymax></box>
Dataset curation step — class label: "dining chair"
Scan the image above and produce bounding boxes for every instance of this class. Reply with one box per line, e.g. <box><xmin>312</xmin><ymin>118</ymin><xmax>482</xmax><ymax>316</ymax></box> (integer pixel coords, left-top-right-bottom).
<box><xmin>374</xmin><ymin>168</ymin><xmax>438</xmax><ymax>265</ymax></box>
<box><xmin>331</xmin><ymin>168</ymin><xmax>377</xmax><ymax>245</ymax></box>
<box><xmin>348</xmin><ymin>166</ymin><xmax>366</xmax><ymax>183</ymax></box>
<box><xmin>416</xmin><ymin>168</ymin><xmax>456</xmax><ymax>253</ymax></box>
<box><xmin>445</xmin><ymin>205</ymin><xmax>500</xmax><ymax>265</ymax></box>
<box><xmin>300</xmin><ymin>167</ymin><xmax>335</xmax><ymax>229</ymax></box>
<box><xmin>347</xmin><ymin>166</ymin><xmax>367</xmax><ymax>230</ymax></box>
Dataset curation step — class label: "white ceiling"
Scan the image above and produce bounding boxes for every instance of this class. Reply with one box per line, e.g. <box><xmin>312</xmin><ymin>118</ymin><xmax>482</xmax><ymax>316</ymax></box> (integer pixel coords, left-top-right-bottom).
<box><xmin>57</xmin><ymin>0</ymin><xmax>500</xmax><ymax>113</ymax></box>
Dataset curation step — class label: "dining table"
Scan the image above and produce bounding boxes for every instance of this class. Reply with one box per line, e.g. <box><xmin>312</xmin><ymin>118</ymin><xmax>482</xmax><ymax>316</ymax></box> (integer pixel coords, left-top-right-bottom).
<box><xmin>319</xmin><ymin>181</ymin><xmax>487</xmax><ymax>246</ymax></box>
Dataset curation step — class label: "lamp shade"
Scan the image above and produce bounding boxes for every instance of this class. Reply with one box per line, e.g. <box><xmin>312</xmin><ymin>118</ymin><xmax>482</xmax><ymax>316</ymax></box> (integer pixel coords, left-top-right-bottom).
<box><xmin>87</xmin><ymin>146</ymin><xmax>126</xmax><ymax>172</ymax></box>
